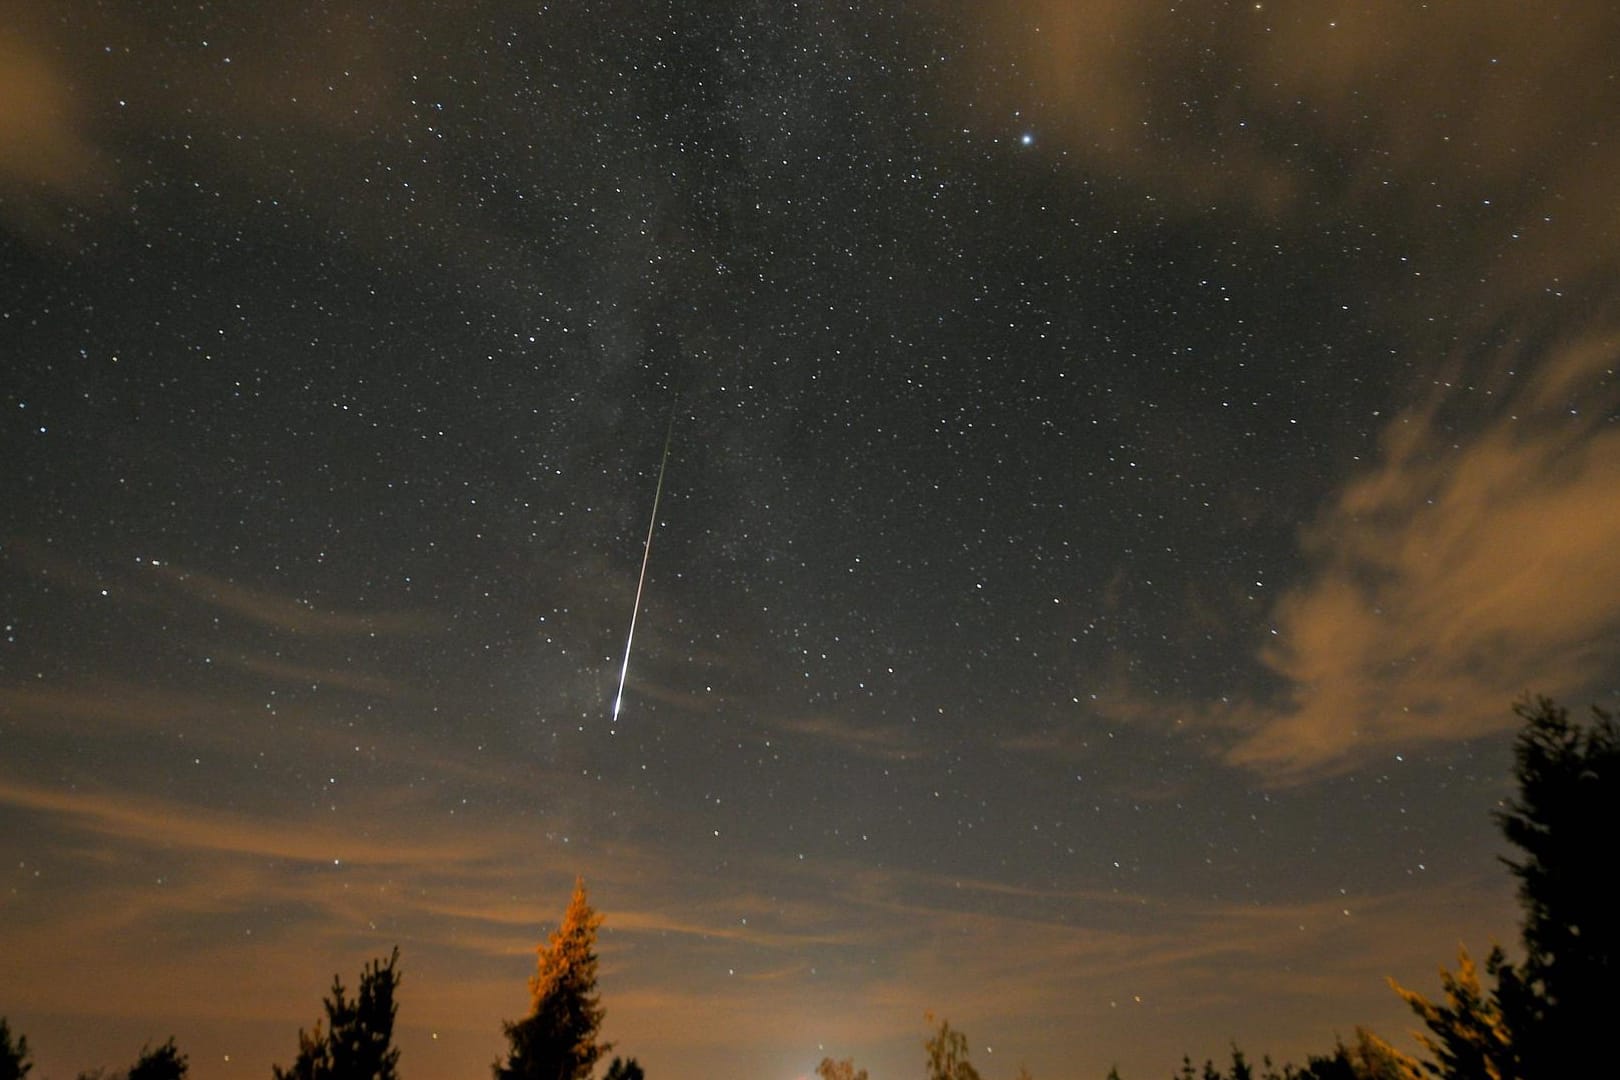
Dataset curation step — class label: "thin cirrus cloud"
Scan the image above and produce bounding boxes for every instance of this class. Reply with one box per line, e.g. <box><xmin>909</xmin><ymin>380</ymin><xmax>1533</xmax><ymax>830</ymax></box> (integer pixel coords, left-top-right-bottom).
<box><xmin>0</xmin><ymin>777</ymin><xmax>496</xmax><ymax>868</ymax></box>
<box><xmin>158</xmin><ymin>566</ymin><xmax>440</xmax><ymax>637</ymax></box>
<box><xmin>0</xmin><ymin>679</ymin><xmax>242</xmax><ymax>737</ymax></box>
<box><xmin>229</xmin><ymin>653</ymin><xmax>405</xmax><ymax>698</ymax></box>
<box><xmin>0</xmin><ymin>672</ymin><xmax>501</xmax><ymax>792</ymax></box>
<box><xmin>1</xmin><ymin>769</ymin><xmax>1510</xmax><ymax>1068</ymax></box>
<box><xmin>3</xmin><ymin>544</ymin><xmax>437</xmax><ymax>641</ymax></box>
<box><xmin>770</xmin><ymin>712</ymin><xmax>923</xmax><ymax>760</ymax></box>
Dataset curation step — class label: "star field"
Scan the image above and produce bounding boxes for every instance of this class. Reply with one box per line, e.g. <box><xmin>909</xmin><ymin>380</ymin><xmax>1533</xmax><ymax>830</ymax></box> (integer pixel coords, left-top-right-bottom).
<box><xmin>3</xmin><ymin>3</ymin><xmax>1619</xmax><ymax>1079</ymax></box>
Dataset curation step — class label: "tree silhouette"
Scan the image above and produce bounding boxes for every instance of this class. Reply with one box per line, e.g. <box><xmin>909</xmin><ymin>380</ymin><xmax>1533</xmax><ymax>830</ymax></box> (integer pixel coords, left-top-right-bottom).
<box><xmin>273</xmin><ymin>947</ymin><xmax>401</xmax><ymax>1080</ymax></box>
<box><xmin>1390</xmin><ymin>947</ymin><xmax>1514</xmax><ymax>1079</ymax></box>
<box><xmin>495</xmin><ymin>878</ymin><xmax>609</xmax><ymax>1080</ymax></box>
<box><xmin>1393</xmin><ymin>696</ymin><xmax>1620</xmax><ymax>1079</ymax></box>
<box><xmin>127</xmin><ymin>1038</ymin><xmax>187</xmax><ymax>1080</ymax></box>
<box><xmin>0</xmin><ymin>1019</ymin><xmax>31</xmax><ymax>1080</ymax></box>
<box><xmin>1492</xmin><ymin>696</ymin><xmax>1619</xmax><ymax>1080</ymax></box>
<box><xmin>1300</xmin><ymin>1029</ymin><xmax>1422</xmax><ymax>1080</ymax></box>
<box><xmin>924</xmin><ymin>1016</ymin><xmax>982</xmax><ymax>1080</ymax></box>
<box><xmin>67</xmin><ymin>1037</ymin><xmax>189</xmax><ymax>1080</ymax></box>
<box><xmin>816</xmin><ymin>1057</ymin><xmax>868</xmax><ymax>1080</ymax></box>
<box><xmin>1158</xmin><ymin>1033</ymin><xmax>1421</xmax><ymax>1080</ymax></box>
<box><xmin>1175</xmin><ymin>1048</ymin><xmax>1252</xmax><ymax>1080</ymax></box>
<box><xmin>274</xmin><ymin>1023</ymin><xmax>329</xmax><ymax>1080</ymax></box>
<box><xmin>602</xmin><ymin>1059</ymin><xmax>644</xmax><ymax>1080</ymax></box>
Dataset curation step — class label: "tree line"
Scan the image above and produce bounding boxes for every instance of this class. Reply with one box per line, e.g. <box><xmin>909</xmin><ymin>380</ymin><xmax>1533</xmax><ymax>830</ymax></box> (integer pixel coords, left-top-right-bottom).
<box><xmin>4</xmin><ymin>696</ymin><xmax>1613</xmax><ymax>1079</ymax></box>
<box><xmin>814</xmin><ymin>697</ymin><xmax>1618</xmax><ymax>1080</ymax></box>
<box><xmin>0</xmin><ymin>878</ymin><xmax>635</xmax><ymax>1080</ymax></box>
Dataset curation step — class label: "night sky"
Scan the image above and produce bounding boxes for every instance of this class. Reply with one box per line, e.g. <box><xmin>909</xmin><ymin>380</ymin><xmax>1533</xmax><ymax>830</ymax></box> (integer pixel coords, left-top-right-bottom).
<box><xmin>4</xmin><ymin>3</ymin><xmax>1619</xmax><ymax>1078</ymax></box>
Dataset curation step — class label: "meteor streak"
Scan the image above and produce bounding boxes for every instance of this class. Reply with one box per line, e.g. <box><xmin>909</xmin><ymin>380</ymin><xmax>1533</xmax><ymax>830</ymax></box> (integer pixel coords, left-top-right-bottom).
<box><xmin>611</xmin><ymin>406</ymin><xmax>676</xmax><ymax>728</ymax></box>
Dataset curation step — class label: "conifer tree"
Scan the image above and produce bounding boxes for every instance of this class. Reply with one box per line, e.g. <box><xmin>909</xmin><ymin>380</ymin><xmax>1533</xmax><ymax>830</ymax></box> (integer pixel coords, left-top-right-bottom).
<box><xmin>127</xmin><ymin>1038</ymin><xmax>188</xmax><ymax>1080</ymax></box>
<box><xmin>275</xmin><ymin>1023</ymin><xmax>329</xmax><ymax>1080</ymax></box>
<box><xmin>0</xmin><ymin>1019</ymin><xmax>31</xmax><ymax>1080</ymax></box>
<box><xmin>1390</xmin><ymin>947</ymin><xmax>1514</xmax><ymax>1080</ymax></box>
<box><xmin>273</xmin><ymin>947</ymin><xmax>401</xmax><ymax>1080</ymax></box>
<box><xmin>495</xmin><ymin>879</ymin><xmax>609</xmax><ymax>1080</ymax></box>
<box><xmin>602</xmin><ymin>1059</ymin><xmax>644</xmax><ymax>1080</ymax></box>
<box><xmin>1492</xmin><ymin>697</ymin><xmax>1619</xmax><ymax>1080</ymax></box>
<box><xmin>1337</xmin><ymin>1028</ymin><xmax>1423</xmax><ymax>1080</ymax></box>
<box><xmin>1393</xmin><ymin>696</ymin><xmax>1619</xmax><ymax>1080</ymax></box>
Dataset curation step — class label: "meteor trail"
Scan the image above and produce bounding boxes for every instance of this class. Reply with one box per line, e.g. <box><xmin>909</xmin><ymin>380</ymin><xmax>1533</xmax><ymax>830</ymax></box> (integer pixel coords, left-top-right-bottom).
<box><xmin>611</xmin><ymin>406</ymin><xmax>676</xmax><ymax>728</ymax></box>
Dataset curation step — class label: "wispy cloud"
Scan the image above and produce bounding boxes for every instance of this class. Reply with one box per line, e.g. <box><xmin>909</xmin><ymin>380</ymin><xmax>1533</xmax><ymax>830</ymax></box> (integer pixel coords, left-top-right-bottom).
<box><xmin>2</xmin><ymin>545</ymin><xmax>439</xmax><ymax>640</ymax></box>
<box><xmin>0</xmin><ymin>26</ymin><xmax>112</xmax><ymax>242</ymax></box>
<box><xmin>0</xmin><ymin>774</ymin><xmax>1512</xmax><ymax>1070</ymax></box>
<box><xmin>229</xmin><ymin>654</ymin><xmax>404</xmax><ymax>697</ymax></box>
<box><xmin>961</xmin><ymin>2</ymin><xmax>1620</xmax><ymax>268</ymax></box>
<box><xmin>607</xmin><ymin>907</ymin><xmax>855</xmax><ymax>951</ymax></box>
<box><xmin>1209</xmin><ymin>323</ymin><xmax>1620</xmax><ymax>778</ymax></box>
<box><xmin>0</xmin><ymin>778</ymin><xmax>495</xmax><ymax>867</ymax></box>
<box><xmin>771</xmin><ymin>713</ymin><xmax>923</xmax><ymax>761</ymax></box>
<box><xmin>0</xmin><ymin>680</ymin><xmax>236</xmax><ymax>736</ymax></box>
<box><xmin>159</xmin><ymin>566</ymin><xmax>440</xmax><ymax>637</ymax></box>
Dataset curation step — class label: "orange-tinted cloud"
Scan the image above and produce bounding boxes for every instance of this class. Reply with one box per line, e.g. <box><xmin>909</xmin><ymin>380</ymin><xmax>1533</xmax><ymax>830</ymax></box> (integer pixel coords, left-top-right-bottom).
<box><xmin>0</xmin><ymin>27</ymin><xmax>111</xmax><ymax>241</ymax></box>
<box><xmin>0</xmin><ymin>680</ymin><xmax>237</xmax><ymax>736</ymax></box>
<box><xmin>957</xmin><ymin>2</ymin><xmax>1620</xmax><ymax>293</ymax></box>
<box><xmin>1213</xmin><ymin>322</ymin><xmax>1620</xmax><ymax>777</ymax></box>
<box><xmin>0</xmin><ymin>768</ymin><xmax>1507</xmax><ymax>1075</ymax></box>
